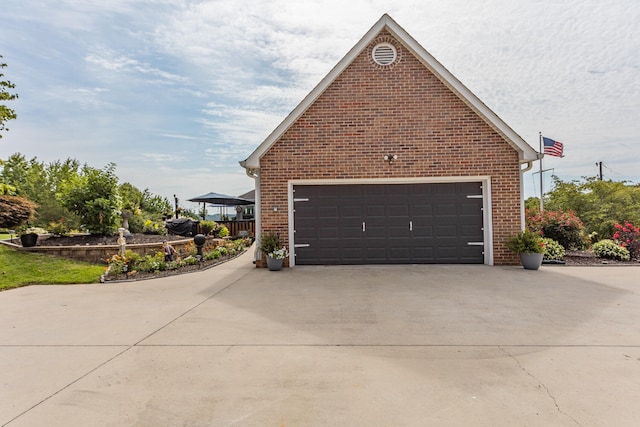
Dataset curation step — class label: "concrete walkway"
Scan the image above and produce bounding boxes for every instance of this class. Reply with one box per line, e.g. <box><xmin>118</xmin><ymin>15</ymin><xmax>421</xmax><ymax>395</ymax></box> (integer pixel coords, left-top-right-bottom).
<box><xmin>1</xmin><ymin>249</ymin><xmax>639</xmax><ymax>426</ymax></box>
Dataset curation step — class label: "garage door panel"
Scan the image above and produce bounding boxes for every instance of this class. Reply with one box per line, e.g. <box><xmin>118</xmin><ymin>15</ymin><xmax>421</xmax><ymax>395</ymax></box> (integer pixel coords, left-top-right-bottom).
<box><xmin>389</xmin><ymin>225</ymin><xmax>410</xmax><ymax>238</ymax></box>
<box><xmin>413</xmin><ymin>204</ymin><xmax>433</xmax><ymax>217</ymax></box>
<box><xmin>366</xmin><ymin>205</ymin><xmax>386</xmax><ymax>217</ymax></box>
<box><xmin>293</xmin><ymin>183</ymin><xmax>484</xmax><ymax>265</ymax></box>
<box><xmin>435</xmin><ymin>204</ymin><xmax>457</xmax><ymax>216</ymax></box>
<box><xmin>318</xmin><ymin>206</ymin><xmax>339</xmax><ymax>218</ymax></box>
<box><xmin>389</xmin><ymin>204</ymin><xmax>409</xmax><ymax>217</ymax></box>
<box><xmin>436</xmin><ymin>225</ymin><xmax>458</xmax><ymax>237</ymax></box>
<box><xmin>341</xmin><ymin>205</ymin><xmax>363</xmax><ymax>217</ymax></box>
<box><xmin>319</xmin><ymin>227</ymin><xmax>339</xmax><ymax>238</ymax></box>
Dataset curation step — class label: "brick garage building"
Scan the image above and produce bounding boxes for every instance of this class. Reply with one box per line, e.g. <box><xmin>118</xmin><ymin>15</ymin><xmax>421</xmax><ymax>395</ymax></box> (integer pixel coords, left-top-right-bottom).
<box><xmin>241</xmin><ymin>14</ymin><xmax>539</xmax><ymax>267</ymax></box>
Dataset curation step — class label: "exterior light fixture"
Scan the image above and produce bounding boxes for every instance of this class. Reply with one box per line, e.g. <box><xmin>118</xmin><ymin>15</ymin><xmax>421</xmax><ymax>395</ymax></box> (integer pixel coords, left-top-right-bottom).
<box><xmin>383</xmin><ymin>154</ymin><xmax>398</xmax><ymax>164</ymax></box>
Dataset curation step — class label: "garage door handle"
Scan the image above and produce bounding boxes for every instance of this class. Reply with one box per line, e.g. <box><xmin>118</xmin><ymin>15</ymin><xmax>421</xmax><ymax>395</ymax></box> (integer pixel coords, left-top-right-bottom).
<box><xmin>362</xmin><ymin>222</ymin><xmax>366</xmax><ymax>232</ymax></box>
<box><xmin>409</xmin><ymin>220</ymin><xmax>413</xmax><ymax>231</ymax></box>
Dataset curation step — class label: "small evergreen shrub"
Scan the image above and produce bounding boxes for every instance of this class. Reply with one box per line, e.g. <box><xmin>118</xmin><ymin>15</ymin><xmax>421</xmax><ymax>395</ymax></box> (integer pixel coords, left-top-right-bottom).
<box><xmin>542</xmin><ymin>238</ymin><xmax>565</xmax><ymax>261</ymax></box>
<box><xmin>592</xmin><ymin>239</ymin><xmax>630</xmax><ymax>261</ymax></box>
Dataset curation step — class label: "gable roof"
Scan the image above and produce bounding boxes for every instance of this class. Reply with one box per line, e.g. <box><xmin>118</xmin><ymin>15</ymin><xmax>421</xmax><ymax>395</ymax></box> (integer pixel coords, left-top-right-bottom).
<box><xmin>240</xmin><ymin>14</ymin><xmax>539</xmax><ymax>170</ymax></box>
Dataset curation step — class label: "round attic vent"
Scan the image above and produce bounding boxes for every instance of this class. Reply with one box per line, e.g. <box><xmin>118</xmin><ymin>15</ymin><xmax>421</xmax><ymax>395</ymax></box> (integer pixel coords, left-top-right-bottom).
<box><xmin>372</xmin><ymin>43</ymin><xmax>397</xmax><ymax>66</ymax></box>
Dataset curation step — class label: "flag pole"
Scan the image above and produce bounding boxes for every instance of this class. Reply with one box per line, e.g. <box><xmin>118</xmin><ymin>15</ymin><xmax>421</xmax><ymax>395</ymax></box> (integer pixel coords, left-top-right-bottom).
<box><xmin>539</xmin><ymin>132</ymin><xmax>544</xmax><ymax>212</ymax></box>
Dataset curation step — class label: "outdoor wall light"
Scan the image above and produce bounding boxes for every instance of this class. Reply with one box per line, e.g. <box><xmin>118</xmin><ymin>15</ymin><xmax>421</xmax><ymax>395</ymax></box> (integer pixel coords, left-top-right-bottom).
<box><xmin>384</xmin><ymin>154</ymin><xmax>398</xmax><ymax>164</ymax></box>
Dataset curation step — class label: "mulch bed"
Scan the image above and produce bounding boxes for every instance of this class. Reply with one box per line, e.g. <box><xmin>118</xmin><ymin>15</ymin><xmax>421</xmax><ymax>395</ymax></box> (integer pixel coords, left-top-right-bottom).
<box><xmin>101</xmin><ymin>248</ymin><xmax>248</xmax><ymax>282</ymax></box>
<box><xmin>557</xmin><ymin>250</ymin><xmax>640</xmax><ymax>266</ymax></box>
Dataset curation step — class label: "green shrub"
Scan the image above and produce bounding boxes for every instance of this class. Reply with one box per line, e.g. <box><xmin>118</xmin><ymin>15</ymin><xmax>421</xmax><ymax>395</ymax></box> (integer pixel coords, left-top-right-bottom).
<box><xmin>47</xmin><ymin>219</ymin><xmax>70</xmax><ymax>236</ymax></box>
<box><xmin>142</xmin><ymin>219</ymin><xmax>167</xmax><ymax>235</ymax></box>
<box><xmin>592</xmin><ymin>239</ymin><xmax>630</xmax><ymax>261</ymax></box>
<box><xmin>135</xmin><ymin>252</ymin><xmax>166</xmax><ymax>273</ymax></box>
<box><xmin>217</xmin><ymin>225</ymin><xmax>229</xmax><ymax>238</ymax></box>
<box><xmin>181</xmin><ymin>255</ymin><xmax>198</xmax><ymax>266</ymax></box>
<box><xmin>127</xmin><ymin>215</ymin><xmax>145</xmax><ymax>233</ymax></box>
<box><xmin>542</xmin><ymin>238</ymin><xmax>565</xmax><ymax>260</ymax></box>
<box><xmin>205</xmin><ymin>248</ymin><xmax>221</xmax><ymax>260</ymax></box>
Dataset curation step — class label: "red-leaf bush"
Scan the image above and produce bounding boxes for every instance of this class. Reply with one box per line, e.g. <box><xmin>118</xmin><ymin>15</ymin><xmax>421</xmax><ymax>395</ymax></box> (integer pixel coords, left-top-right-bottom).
<box><xmin>613</xmin><ymin>221</ymin><xmax>640</xmax><ymax>259</ymax></box>
<box><xmin>526</xmin><ymin>209</ymin><xmax>588</xmax><ymax>250</ymax></box>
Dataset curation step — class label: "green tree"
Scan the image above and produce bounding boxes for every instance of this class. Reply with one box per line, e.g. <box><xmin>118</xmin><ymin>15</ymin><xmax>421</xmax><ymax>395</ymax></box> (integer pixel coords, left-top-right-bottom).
<box><xmin>0</xmin><ymin>154</ymin><xmax>81</xmax><ymax>229</ymax></box>
<box><xmin>59</xmin><ymin>163</ymin><xmax>122</xmax><ymax>235</ymax></box>
<box><xmin>140</xmin><ymin>189</ymin><xmax>171</xmax><ymax>216</ymax></box>
<box><xmin>0</xmin><ymin>55</ymin><xmax>18</xmax><ymax>138</ymax></box>
<box><xmin>546</xmin><ymin>176</ymin><xmax>640</xmax><ymax>238</ymax></box>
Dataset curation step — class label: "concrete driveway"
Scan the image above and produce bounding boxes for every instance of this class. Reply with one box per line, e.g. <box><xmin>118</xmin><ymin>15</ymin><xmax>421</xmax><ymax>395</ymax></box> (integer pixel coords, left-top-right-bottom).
<box><xmin>1</xmin><ymin>248</ymin><xmax>639</xmax><ymax>426</ymax></box>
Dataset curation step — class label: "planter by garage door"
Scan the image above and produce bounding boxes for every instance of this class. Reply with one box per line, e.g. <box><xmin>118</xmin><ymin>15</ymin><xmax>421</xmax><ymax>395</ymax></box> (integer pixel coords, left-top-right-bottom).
<box><xmin>293</xmin><ymin>183</ymin><xmax>484</xmax><ymax>265</ymax></box>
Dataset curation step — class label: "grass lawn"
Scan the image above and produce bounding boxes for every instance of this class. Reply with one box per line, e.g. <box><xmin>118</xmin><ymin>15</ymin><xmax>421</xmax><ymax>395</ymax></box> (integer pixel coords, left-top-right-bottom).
<box><xmin>0</xmin><ymin>244</ymin><xmax>105</xmax><ymax>290</ymax></box>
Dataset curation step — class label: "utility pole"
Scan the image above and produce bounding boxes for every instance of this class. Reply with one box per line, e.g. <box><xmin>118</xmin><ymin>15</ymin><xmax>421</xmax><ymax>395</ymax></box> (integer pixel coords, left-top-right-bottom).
<box><xmin>596</xmin><ymin>162</ymin><xmax>603</xmax><ymax>180</ymax></box>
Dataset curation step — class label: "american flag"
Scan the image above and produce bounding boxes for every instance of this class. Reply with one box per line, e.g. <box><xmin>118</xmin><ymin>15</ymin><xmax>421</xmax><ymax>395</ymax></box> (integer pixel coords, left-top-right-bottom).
<box><xmin>543</xmin><ymin>137</ymin><xmax>564</xmax><ymax>157</ymax></box>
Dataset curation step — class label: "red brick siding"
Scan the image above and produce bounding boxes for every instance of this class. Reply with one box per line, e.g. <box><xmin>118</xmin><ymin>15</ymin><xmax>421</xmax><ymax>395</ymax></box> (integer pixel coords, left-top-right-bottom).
<box><xmin>259</xmin><ymin>32</ymin><xmax>521</xmax><ymax>266</ymax></box>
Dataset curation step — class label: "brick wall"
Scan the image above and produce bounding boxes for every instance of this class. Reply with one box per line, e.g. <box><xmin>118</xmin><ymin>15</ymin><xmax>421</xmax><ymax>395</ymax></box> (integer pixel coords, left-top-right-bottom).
<box><xmin>258</xmin><ymin>31</ymin><xmax>522</xmax><ymax>266</ymax></box>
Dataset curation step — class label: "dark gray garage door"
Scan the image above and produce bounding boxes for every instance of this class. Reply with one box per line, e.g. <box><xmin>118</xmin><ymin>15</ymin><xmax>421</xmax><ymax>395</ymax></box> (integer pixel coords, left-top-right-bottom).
<box><xmin>293</xmin><ymin>183</ymin><xmax>484</xmax><ymax>265</ymax></box>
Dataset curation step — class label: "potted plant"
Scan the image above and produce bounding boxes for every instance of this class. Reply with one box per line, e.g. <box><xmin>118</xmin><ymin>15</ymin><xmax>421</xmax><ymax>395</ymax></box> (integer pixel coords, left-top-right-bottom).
<box><xmin>506</xmin><ymin>229</ymin><xmax>545</xmax><ymax>270</ymax></box>
<box><xmin>18</xmin><ymin>225</ymin><xmax>39</xmax><ymax>247</ymax></box>
<box><xmin>260</xmin><ymin>232</ymin><xmax>288</xmax><ymax>271</ymax></box>
<box><xmin>200</xmin><ymin>220</ymin><xmax>217</xmax><ymax>236</ymax></box>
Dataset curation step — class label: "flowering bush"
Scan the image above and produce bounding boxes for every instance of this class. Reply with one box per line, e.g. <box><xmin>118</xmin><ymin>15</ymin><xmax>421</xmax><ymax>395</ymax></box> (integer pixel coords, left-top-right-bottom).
<box><xmin>542</xmin><ymin>238</ymin><xmax>565</xmax><ymax>261</ymax></box>
<box><xmin>105</xmin><ymin>250</ymin><xmax>140</xmax><ymax>274</ymax></box>
<box><xmin>526</xmin><ymin>209</ymin><xmax>587</xmax><ymax>250</ymax></box>
<box><xmin>613</xmin><ymin>221</ymin><xmax>640</xmax><ymax>260</ymax></box>
<box><xmin>269</xmin><ymin>247</ymin><xmax>288</xmax><ymax>260</ymax></box>
<box><xmin>593</xmin><ymin>239</ymin><xmax>631</xmax><ymax>261</ymax></box>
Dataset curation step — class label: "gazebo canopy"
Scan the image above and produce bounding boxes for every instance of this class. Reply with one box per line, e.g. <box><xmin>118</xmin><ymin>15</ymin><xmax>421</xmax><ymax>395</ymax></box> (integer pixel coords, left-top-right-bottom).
<box><xmin>187</xmin><ymin>192</ymin><xmax>253</xmax><ymax>206</ymax></box>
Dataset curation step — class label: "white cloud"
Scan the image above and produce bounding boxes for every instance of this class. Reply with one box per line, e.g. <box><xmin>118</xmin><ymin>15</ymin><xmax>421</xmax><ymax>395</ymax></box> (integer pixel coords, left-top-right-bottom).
<box><xmin>85</xmin><ymin>51</ymin><xmax>187</xmax><ymax>84</ymax></box>
<box><xmin>3</xmin><ymin>0</ymin><xmax>639</xmax><ymax>206</ymax></box>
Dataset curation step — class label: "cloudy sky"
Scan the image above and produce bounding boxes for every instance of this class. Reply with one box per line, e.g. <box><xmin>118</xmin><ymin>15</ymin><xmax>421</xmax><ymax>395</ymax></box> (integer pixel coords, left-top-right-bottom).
<box><xmin>2</xmin><ymin>0</ymin><xmax>638</xmax><ymax>209</ymax></box>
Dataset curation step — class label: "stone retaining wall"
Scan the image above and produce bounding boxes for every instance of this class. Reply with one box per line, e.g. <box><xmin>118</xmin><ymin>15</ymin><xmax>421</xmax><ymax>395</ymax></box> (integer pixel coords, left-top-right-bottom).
<box><xmin>1</xmin><ymin>236</ymin><xmax>225</xmax><ymax>264</ymax></box>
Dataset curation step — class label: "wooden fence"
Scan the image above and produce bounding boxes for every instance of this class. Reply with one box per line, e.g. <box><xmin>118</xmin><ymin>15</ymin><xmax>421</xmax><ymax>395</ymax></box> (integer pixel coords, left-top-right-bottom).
<box><xmin>218</xmin><ymin>220</ymin><xmax>256</xmax><ymax>238</ymax></box>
